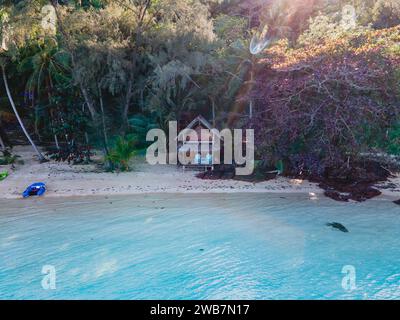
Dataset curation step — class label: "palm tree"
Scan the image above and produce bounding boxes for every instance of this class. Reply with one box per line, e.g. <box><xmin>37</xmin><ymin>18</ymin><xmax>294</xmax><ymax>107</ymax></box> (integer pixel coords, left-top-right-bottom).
<box><xmin>19</xmin><ymin>39</ymin><xmax>69</xmax><ymax>148</ymax></box>
<box><xmin>1</xmin><ymin>61</ymin><xmax>46</xmax><ymax>162</ymax></box>
<box><xmin>1</xmin><ymin>7</ymin><xmax>46</xmax><ymax>161</ymax></box>
<box><xmin>225</xmin><ymin>0</ymin><xmax>299</xmax><ymax>126</ymax></box>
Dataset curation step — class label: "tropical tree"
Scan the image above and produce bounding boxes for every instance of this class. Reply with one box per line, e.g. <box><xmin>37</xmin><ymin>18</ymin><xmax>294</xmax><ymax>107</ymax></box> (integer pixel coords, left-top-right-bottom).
<box><xmin>250</xmin><ymin>27</ymin><xmax>400</xmax><ymax>175</ymax></box>
<box><xmin>144</xmin><ymin>0</ymin><xmax>217</xmax><ymax>125</ymax></box>
<box><xmin>17</xmin><ymin>37</ymin><xmax>71</xmax><ymax>146</ymax></box>
<box><xmin>0</xmin><ymin>5</ymin><xmax>47</xmax><ymax>161</ymax></box>
<box><xmin>1</xmin><ymin>60</ymin><xmax>47</xmax><ymax>161</ymax></box>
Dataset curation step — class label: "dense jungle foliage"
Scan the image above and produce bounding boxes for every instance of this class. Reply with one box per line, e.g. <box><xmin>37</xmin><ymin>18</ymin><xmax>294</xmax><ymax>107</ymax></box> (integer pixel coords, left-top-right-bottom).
<box><xmin>0</xmin><ymin>0</ymin><xmax>399</xmax><ymax>174</ymax></box>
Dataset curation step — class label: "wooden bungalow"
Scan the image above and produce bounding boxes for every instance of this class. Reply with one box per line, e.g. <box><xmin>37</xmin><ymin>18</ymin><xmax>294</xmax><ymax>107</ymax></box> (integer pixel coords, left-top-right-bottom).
<box><xmin>177</xmin><ymin>115</ymin><xmax>221</xmax><ymax>171</ymax></box>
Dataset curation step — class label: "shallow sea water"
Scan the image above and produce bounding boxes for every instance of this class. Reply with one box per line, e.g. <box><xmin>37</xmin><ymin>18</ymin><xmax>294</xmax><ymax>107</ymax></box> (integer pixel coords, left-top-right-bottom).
<box><xmin>0</xmin><ymin>193</ymin><xmax>399</xmax><ymax>299</ymax></box>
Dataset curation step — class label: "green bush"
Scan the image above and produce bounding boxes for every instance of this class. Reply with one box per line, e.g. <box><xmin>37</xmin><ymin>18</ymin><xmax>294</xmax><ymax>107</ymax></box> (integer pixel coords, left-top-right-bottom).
<box><xmin>0</xmin><ymin>150</ymin><xmax>18</xmax><ymax>165</ymax></box>
<box><xmin>106</xmin><ymin>136</ymin><xmax>136</xmax><ymax>172</ymax></box>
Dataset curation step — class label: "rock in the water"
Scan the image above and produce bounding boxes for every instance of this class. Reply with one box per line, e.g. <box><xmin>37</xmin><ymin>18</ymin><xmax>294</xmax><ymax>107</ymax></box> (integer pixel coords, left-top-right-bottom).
<box><xmin>324</xmin><ymin>190</ymin><xmax>350</xmax><ymax>202</ymax></box>
<box><xmin>394</xmin><ymin>199</ymin><xmax>400</xmax><ymax>205</ymax></box>
<box><xmin>326</xmin><ymin>222</ymin><xmax>349</xmax><ymax>233</ymax></box>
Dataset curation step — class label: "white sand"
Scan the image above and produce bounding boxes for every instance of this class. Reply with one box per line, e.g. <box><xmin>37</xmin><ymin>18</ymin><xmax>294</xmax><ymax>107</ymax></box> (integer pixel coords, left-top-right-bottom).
<box><xmin>0</xmin><ymin>146</ymin><xmax>399</xmax><ymax>200</ymax></box>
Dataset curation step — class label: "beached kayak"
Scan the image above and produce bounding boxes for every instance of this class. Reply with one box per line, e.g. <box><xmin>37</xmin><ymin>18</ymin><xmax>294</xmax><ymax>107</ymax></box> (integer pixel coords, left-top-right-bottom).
<box><xmin>22</xmin><ymin>182</ymin><xmax>46</xmax><ymax>198</ymax></box>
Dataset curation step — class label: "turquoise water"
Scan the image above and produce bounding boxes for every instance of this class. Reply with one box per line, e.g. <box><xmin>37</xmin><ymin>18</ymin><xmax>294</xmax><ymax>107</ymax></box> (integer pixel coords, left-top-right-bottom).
<box><xmin>0</xmin><ymin>193</ymin><xmax>399</xmax><ymax>300</ymax></box>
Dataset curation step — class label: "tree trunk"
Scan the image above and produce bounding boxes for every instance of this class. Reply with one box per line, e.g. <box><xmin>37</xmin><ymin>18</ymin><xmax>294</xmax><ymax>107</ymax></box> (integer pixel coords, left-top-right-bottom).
<box><xmin>2</xmin><ymin>66</ymin><xmax>46</xmax><ymax>162</ymax></box>
<box><xmin>0</xmin><ymin>133</ymin><xmax>5</xmax><ymax>151</ymax></box>
<box><xmin>121</xmin><ymin>78</ymin><xmax>133</xmax><ymax>134</ymax></box>
<box><xmin>33</xmin><ymin>95</ymin><xmax>42</xmax><ymax>141</ymax></box>
<box><xmin>54</xmin><ymin>134</ymin><xmax>59</xmax><ymax>149</ymax></box>
<box><xmin>80</xmin><ymin>84</ymin><xmax>97</xmax><ymax>121</ymax></box>
<box><xmin>79</xmin><ymin>80</ymin><xmax>111</xmax><ymax>165</ymax></box>
<box><xmin>249</xmin><ymin>59</ymin><xmax>254</xmax><ymax>119</ymax></box>
<box><xmin>49</xmin><ymin>111</ymin><xmax>60</xmax><ymax>149</ymax></box>
<box><xmin>210</xmin><ymin>96</ymin><xmax>216</xmax><ymax>127</ymax></box>
<box><xmin>98</xmin><ymin>85</ymin><xmax>109</xmax><ymax>149</ymax></box>
<box><xmin>0</xmin><ymin>122</ymin><xmax>11</xmax><ymax>149</ymax></box>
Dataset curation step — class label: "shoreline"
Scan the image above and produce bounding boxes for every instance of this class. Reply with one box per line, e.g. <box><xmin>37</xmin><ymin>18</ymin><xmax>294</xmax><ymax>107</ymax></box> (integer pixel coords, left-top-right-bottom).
<box><xmin>1</xmin><ymin>146</ymin><xmax>399</xmax><ymax>201</ymax></box>
<box><xmin>1</xmin><ymin>191</ymin><xmax>398</xmax><ymax>203</ymax></box>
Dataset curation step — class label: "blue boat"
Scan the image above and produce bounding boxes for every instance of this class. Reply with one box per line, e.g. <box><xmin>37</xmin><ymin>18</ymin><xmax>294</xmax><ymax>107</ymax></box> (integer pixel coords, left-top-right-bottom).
<box><xmin>22</xmin><ymin>182</ymin><xmax>46</xmax><ymax>198</ymax></box>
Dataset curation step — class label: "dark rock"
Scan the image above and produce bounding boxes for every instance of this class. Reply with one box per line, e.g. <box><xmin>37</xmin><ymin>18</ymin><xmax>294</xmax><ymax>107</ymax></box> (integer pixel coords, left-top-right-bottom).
<box><xmin>324</xmin><ymin>190</ymin><xmax>350</xmax><ymax>202</ymax></box>
<box><xmin>322</xmin><ymin>182</ymin><xmax>382</xmax><ymax>202</ymax></box>
<box><xmin>265</xmin><ymin>172</ymin><xmax>278</xmax><ymax>180</ymax></box>
<box><xmin>326</xmin><ymin>222</ymin><xmax>349</xmax><ymax>233</ymax></box>
<box><xmin>379</xmin><ymin>182</ymin><xmax>397</xmax><ymax>190</ymax></box>
<box><xmin>394</xmin><ymin>199</ymin><xmax>400</xmax><ymax>205</ymax></box>
<box><xmin>222</xmin><ymin>171</ymin><xmax>235</xmax><ymax>179</ymax></box>
<box><xmin>197</xmin><ymin>159</ymin><xmax>391</xmax><ymax>203</ymax></box>
<box><xmin>197</xmin><ymin>171</ymin><xmax>224</xmax><ymax>180</ymax></box>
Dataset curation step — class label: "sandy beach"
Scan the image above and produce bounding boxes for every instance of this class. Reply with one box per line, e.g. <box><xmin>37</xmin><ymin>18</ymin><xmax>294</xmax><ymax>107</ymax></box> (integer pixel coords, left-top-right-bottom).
<box><xmin>0</xmin><ymin>146</ymin><xmax>399</xmax><ymax>200</ymax></box>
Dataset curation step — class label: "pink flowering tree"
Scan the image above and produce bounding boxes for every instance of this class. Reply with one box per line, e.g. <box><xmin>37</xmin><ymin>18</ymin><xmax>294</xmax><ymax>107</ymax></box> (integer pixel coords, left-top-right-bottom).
<box><xmin>249</xmin><ymin>27</ymin><xmax>400</xmax><ymax>176</ymax></box>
